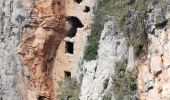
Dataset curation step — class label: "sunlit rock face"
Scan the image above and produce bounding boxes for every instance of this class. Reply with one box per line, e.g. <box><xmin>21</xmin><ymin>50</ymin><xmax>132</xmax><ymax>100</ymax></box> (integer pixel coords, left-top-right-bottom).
<box><xmin>0</xmin><ymin>0</ymin><xmax>66</xmax><ymax>99</ymax></box>
<box><xmin>137</xmin><ymin>1</ymin><xmax>170</xmax><ymax>100</ymax></box>
<box><xmin>79</xmin><ymin>21</ymin><xmax>128</xmax><ymax>100</ymax></box>
<box><xmin>0</xmin><ymin>0</ymin><xmax>33</xmax><ymax>99</ymax></box>
<box><xmin>78</xmin><ymin>1</ymin><xmax>170</xmax><ymax>100</ymax></box>
<box><xmin>18</xmin><ymin>0</ymin><xmax>67</xmax><ymax>99</ymax></box>
<box><xmin>0</xmin><ymin>0</ymin><xmax>91</xmax><ymax>99</ymax></box>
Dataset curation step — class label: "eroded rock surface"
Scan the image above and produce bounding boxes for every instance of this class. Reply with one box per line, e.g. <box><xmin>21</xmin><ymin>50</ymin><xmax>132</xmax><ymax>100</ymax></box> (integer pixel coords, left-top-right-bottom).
<box><xmin>80</xmin><ymin>21</ymin><xmax>128</xmax><ymax>100</ymax></box>
<box><xmin>18</xmin><ymin>0</ymin><xmax>66</xmax><ymax>99</ymax></box>
<box><xmin>0</xmin><ymin>0</ymin><xmax>33</xmax><ymax>99</ymax></box>
<box><xmin>138</xmin><ymin>1</ymin><xmax>170</xmax><ymax>99</ymax></box>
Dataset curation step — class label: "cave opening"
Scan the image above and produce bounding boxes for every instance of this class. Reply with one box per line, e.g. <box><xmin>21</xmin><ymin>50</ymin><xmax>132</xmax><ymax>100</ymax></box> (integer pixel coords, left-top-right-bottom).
<box><xmin>56</xmin><ymin>0</ymin><xmax>61</xmax><ymax>5</ymax></box>
<box><xmin>66</xmin><ymin>16</ymin><xmax>84</xmax><ymax>38</ymax></box>
<box><xmin>83</xmin><ymin>6</ymin><xmax>90</xmax><ymax>13</ymax></box>
<box><xmin>64</xmin><ymin>71</ymin><xmax>71</xmax><ymax>78</ymax></box>
<box><xmin>65</xmin><ymin>41</ymin><xmax>74</xmax><ymax>54</ymax></box>
<box><xmin>37</xmin><ymin>96</ymin><xmax>45</xmax><ymax>100</ymax></box>
<box><xmin>74</xmin><ymin>0</ymin><xmax>82</xmax><ymax>4</ymax></box>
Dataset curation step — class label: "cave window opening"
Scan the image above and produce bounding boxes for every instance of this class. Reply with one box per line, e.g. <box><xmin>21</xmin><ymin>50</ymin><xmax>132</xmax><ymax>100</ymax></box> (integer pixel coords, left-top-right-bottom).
<box><xmin>65</xmin><ymin>41</ymin><xmax>74</xmax><ymax>54</ymax></box>
<box><xmin>56</xmin><ymin>0</ymin><xmax>61</xmax><ymax>5</ymax></box>
<box><xmin>83</xmin><ymin>6</ymin><xmax>90</xmax><ymax>13</ymax></box>
<box><xmin>74</xmin><ymin>0</ymin><xmax>82</xmax><ymax>4</ymax></box>
<box><xmin>64</xmin><ymin>71</ymin><xmax>71</xmax><ymax>78</ymax></box>
<box><xmin>66</xmin><ymin>16</ymin><xmax>84</xmax><ymax>38</ymax></box>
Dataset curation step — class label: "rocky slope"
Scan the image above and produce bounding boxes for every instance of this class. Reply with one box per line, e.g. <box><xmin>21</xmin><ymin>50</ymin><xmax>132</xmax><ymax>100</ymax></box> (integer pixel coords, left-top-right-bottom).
<box><xmin>78</xmin><ymin>0</ymin><xmax>170</xmax><ymax>100</ymax></box>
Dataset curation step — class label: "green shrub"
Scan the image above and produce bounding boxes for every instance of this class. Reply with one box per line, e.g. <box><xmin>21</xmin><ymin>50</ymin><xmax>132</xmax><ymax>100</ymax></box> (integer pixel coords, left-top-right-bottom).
<box><xmin>112</xmin><ymin>61</ymin><xmax>137</xmax><ymax>100</ymax></box>
<box><xmin>83</xmin><ymin>0</ymin><xmax>114</xmax><ymax>61</ymax></box>
<box><xmin>84</xmin><ymin>0</ymin><xmax>165</xmax><ymax>60</ymax></box>
<box><xmin>103</xmin><ymin>95</ymin><xmax>112</xmax><ymax>100</ymax></box>
<box><xmin>57</xmin><ymin>78</ymin><xmax>80</xmax><ymax>100</ymax></box>
<box><xmin>168</xmin><ymin>18</ymin><xmax>170</xmax><ymax>26</ymax></box>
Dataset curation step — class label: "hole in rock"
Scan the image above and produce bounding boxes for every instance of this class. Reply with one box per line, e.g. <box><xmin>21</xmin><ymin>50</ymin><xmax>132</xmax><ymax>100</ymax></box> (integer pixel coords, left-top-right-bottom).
<box><xmin>83</xmin><ymin>6</ymin><xmax>90</xmax><ymax>12</ymax></box>
<box><xmin>37</xmin><ymin>96</ymin><xmax>45</xmax><ymax>100</ymax></box>
<box><xmin>74</xmin><ymin>0</ymin><xmax>82</xmax><ymax>4</ymax></box>
<box><xmin>155</xmin><ymin>20</ymin><xmax>168</xmax><ymax>29</ymax></box>
<box><xmin>66</xmin><ymin>16</ymin><xmax>84</xmax><ymax>38</ymax></box>
<box><xmin>65</xmin><ymin>41</ymin><xmax>74</xmax><ymax>54</ymax></box>
<box><xmin>54</xmin><ymin>0</ymin><xmax>61</xmax><ymax>5</ymax></box>
<box><xmin>103</xmin><ymin>79</ymin><xmax>109</xmax><ymax>90</ymax></box>
<box><xmin>64</xmin><ymin>71</ymin><xmax>71</xmax><ymax>78</ymax></box>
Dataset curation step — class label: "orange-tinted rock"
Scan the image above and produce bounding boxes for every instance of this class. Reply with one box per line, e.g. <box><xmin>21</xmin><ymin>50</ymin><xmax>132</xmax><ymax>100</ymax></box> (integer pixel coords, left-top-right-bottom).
<box><xmin>18</xmin><ymin>0</ymin><xmax>66</xmax><ymax>99</ymax></box>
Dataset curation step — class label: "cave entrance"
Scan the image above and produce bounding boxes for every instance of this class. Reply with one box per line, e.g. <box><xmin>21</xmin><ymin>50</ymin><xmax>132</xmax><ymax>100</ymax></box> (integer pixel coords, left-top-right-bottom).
<box><xmin>83</xmin><ymin>6</ymin><xmax>90</xmax><ymax>12</ymax></box>
<box><xmin>74</xmin><ymin>0</ymin><xmax>82</xmax><ymax>4</ymax></box>
<box><xmin>66</xmin><ymin>16</ymin><xmax>84</xmax><ymax>38</ymax></box>
<box><xmin>37</xmin><ymin>96</ymin><xmax>45</xmax><ymax>100</ymax></box>
<box><xmin>64</xmin><ymin>71</ymin><xmax>71</xmax><ymax>78</ymax></box>
<box><xmin>65</xmin><ymin>41</ymin><xmax>74</xmax><ymax>54</ymax></box>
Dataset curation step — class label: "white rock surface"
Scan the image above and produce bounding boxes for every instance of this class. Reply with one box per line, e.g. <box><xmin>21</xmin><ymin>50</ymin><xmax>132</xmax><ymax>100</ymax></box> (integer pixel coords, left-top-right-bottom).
<box><xmin>80</xmin><ymin>21</ymin><xmax>128</xmax><ymax>100</ymax></box>
<box><xmin>0</xmin><ymin>0</ymin><xmax>32</xmax><ymax>99</ymax></box>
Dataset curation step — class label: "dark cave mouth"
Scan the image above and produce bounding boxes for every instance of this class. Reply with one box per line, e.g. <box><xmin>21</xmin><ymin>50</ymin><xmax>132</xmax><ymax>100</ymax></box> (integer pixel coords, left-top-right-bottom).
<box><xmin>66</xmin><ymin>16</ymin><xmax>84</xmax><ymax>38</ymax></box>
<box><xmin>64</xmin><ymin>71</ymin><xmax>71</xmax><ymax>78</ymax></box>
<box><xmin>37</xmin><ymin>96</ymin><xmax>46</xmax><ymax>100</ymax></box>
<box><xmin>83</xmin><ymin>6</ymin><xmax>90</xmax><ymax>13</ymax></box>
<box><xmin>74</xmin><ymin>0</ymin><xmax>82</xmax><ymax>4</ymax></box>
<box><xmin>66</xmin><ymin>16</ymin><xmax>84</xmax><ymax>28</ymax></box>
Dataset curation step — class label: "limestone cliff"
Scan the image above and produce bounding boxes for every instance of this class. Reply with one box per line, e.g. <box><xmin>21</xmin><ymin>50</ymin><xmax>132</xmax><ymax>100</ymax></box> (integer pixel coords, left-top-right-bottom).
<box><xmin>138</xmin><ymin>1</ymin><xmax>170</xmax><ymax>99</ymax></box>
<box><xmin>1</xmin><ymin>0</ymin><xmax>170</xmax><ymax>100</ymax></box>
<box><xmin>78</xmin><ymin>0</ymin><xmax>170</xmax><ymax>100</ymax></box>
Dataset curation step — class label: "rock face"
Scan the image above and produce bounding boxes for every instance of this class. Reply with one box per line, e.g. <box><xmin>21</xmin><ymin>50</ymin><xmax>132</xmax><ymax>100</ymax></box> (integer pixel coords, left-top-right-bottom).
<box><xmin>1</xmin><ymin>0</ymin><xmax>170</xmax><ymax>100</ymax></box>
<box><xmin>79</xmin><ymin>21</ymin><xmax>128</xmax><ymax>100</ymax></box>
<box><xmin>0</xmin><ymin>0</ymin><xmax>92</xmax><ymax>99</ymax></box>
<box><xmin>137</xmin><ymin>1</ymin><xmax>170</xmax><ymax>100</ymax></box>
<box><xmin>18</xmin><ymin>0</ymin><xmax>66</xmax><ymax>99</ymax></box>
<box><xmin>79</xmin><ymin>1</ymin><xmax>170</xmax><ymax>100</ymax></box>
<box><xmin>0</xmin><ymin>0</ymin><xmax>32</xmax><ymax>99</ymax></box>
<box><xmin>0</xmin><ymin>0</ymin><xmax>66</xmax><ymax>99</ymax></box>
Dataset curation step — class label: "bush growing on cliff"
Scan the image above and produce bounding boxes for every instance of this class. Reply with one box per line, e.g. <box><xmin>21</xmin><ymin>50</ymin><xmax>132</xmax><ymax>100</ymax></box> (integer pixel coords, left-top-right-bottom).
<box><xmin>113</xmin><ymin>0</ymin><xmax>164</xmax><ymax>51</ymax></box>
<box><xmin>112</xmin><ymin>61</ymin><xmax>138</xmax><ymax>100</ymax></box>
<box><xmin>103</xmin><ymin>95</ymin><xmax>112</xmax><ymax>100</ymax></box>
<box><xmin>112</xmin><ymin>0</ymin><xmax>150</xmax><ymax>48</ymax></box>
<box><xmin>84</xmin><ymin>0</ymin><xmax>114</xmax><ymax>61</ymax></box>
<box><xmin>57</xmin><ymin>78</ymin><xmax>80</xmax><ymax>100</ymax></box>
<box><xmin>84</xmin><ymin>0</ymin><xmax>165</xmax><ymax>61</ymax></box>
